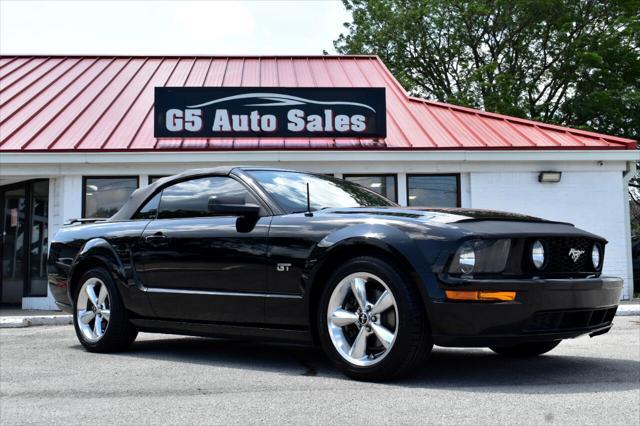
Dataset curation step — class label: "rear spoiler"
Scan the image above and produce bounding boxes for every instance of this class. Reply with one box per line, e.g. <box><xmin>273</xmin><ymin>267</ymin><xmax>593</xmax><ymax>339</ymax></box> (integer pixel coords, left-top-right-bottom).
<box><xmin>64</xmin><ymin>218</ymin><xmax>108</xmax><ymax>226</ymax></box>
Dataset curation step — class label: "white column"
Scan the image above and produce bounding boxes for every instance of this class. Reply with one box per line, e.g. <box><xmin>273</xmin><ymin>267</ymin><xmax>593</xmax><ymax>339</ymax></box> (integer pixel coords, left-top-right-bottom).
<box><xmin>397</xmin><ymin>172</ymin><xmax>407</xmax><ymax>206</ymax></box>
<box><xmin>460</xmin><ymin>172</ymin><xmax>471</xmax><ymax>207</ymax></box>
<box><xmin>60</xmin><ymin>175</ymin><xmax>83</xmax><ymax>221</ymax></box>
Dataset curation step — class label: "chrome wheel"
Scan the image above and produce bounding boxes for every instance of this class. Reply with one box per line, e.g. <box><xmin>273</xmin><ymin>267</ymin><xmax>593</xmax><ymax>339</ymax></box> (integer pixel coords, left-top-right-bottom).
<box><xmin>327</xmin><ymin>272</ymin><xmax>398</xmax><ymax>367</ymax></box>
<box><xmin>76</xmin><ymin>277</ymin><xmax>111</xmax><ymax>342</ymax></box>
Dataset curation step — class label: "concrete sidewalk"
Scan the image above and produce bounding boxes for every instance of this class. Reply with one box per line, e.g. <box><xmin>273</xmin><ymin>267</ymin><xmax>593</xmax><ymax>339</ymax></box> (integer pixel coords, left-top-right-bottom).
<box><xmin>617</xmin><ymin>300</ymin><xmax>640</xmax><ymax>316</ymax></box>
<box><xmin>1</xmin><ymin>300</ymin><xmax>638</xmax><ymax>328</ymax></box>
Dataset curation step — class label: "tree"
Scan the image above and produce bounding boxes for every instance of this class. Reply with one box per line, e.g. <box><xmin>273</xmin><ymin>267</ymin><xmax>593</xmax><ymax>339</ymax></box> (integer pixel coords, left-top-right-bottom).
<box><xmin>335</xmin><ymin>0</ymin><xmax>640</xmax><ymax>140</ymax></box>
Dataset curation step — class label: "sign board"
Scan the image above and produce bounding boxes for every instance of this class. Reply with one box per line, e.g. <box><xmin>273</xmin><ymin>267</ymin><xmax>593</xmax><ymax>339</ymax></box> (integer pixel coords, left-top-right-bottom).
<box><xmin>154</xmin><ymin>87</ymin><xmax>386</xmax><ymax>138</ymax></box>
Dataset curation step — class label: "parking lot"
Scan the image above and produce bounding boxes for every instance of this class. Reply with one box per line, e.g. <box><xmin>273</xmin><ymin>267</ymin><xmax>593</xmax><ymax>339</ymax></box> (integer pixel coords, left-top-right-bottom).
<box><xmin>1</xmin><ymin>317</ymin><xmax>638</xmax><ymax>425</ymax></box>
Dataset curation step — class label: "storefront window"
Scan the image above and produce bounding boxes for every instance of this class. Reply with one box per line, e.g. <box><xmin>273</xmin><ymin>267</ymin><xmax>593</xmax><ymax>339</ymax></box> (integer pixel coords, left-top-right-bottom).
<box><xmin>343</xmin><ymin>175</ymin><xmax>397</xmax><ymax>202</ymax></box>
<box><xmin>407</xmin><ymin>175</ymin><xmax>459</xmax><ymax>207</ymax></box>
<box><xmin>149</xmin><ymin>176</ymin><xmax>167</xmax><ymax>185</ymax></box>
<box><xmin>83</xmin><ymin>177</ymin><xmax>138</xmax><ymax>218</ymax></box>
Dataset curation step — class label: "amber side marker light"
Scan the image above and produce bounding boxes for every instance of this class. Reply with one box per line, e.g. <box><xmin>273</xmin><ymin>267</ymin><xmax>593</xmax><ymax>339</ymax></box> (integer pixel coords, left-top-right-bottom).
<box><xmin>445</xmin><ymin>290</ymin><xmax>516</xmax><ymax>301</ymax></box>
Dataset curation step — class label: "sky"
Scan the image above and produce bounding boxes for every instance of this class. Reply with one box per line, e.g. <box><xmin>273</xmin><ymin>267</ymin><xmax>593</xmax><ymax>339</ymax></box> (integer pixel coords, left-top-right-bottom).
<box><xmin>0</xmin><ymin>0</ymin><xmax>352</xmax><ymax>55</ymax></box>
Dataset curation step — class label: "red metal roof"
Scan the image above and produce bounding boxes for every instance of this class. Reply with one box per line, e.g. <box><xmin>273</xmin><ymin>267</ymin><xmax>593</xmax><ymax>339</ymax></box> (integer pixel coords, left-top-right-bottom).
<box><xmin>0</xmin><ymin>55</ymin><xmax>635</xmax><ymax>151</ymax></box>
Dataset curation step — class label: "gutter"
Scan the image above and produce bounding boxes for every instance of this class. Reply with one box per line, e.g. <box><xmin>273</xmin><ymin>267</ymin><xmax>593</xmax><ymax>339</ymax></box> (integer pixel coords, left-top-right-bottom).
<box><xmin>1</xmin><ymin>149</ymin><xmax>640</xmax><ymax>166</ymax></box>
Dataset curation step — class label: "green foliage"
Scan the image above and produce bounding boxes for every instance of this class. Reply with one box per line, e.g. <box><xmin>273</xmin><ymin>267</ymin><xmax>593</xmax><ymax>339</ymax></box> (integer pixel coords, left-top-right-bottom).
<box><xmin>335</xmin><ymin>0</ymin><xmax>640</xmax><ymax>140</ymax></box>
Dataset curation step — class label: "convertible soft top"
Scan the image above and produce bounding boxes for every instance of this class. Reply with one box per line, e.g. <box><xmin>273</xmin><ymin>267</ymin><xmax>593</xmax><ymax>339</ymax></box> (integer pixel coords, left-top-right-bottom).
<box><xmin>110</xmin><ymin>166</ymin><xmax>237</xmax><ymax>221</ymax></box>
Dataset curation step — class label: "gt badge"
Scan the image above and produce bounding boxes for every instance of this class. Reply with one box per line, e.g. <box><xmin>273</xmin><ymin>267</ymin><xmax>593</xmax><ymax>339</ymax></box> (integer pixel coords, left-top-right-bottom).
<box><xmin>568</xmin><ymin>248</ymin><xmax>585</xmax><ymax>263</ymax></box>
<box><xmin>277</xmin><ymin>263</ymin><xmax>292</xmax><ymax>272</ymax></box>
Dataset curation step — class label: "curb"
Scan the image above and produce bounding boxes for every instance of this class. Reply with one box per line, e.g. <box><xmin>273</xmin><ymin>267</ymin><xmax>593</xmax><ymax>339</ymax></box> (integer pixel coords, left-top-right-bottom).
<box><xmin>0</xmin><ymin>315</ymin><xmax>72</xmax><ymax>328</ymax></box>
<box><xmin>616</xmin><ymin>305</ymin><xmax>640</xmax><ymax>316</ymax></box>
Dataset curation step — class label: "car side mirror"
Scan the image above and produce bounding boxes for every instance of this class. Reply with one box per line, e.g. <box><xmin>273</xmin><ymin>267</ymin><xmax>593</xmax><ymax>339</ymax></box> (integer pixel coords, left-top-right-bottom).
<box><xmin>208</xmin><ymin>196</ymin><xmax>260</xmax><ymax>217</ymax></box>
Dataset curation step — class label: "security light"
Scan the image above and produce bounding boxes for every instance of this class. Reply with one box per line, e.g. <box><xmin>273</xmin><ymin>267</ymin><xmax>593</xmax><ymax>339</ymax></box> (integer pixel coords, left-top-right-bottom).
<box><xmin>538</xmin><ymin>171</ymin><xmax>562</xmax><ymax>183</ymax></box>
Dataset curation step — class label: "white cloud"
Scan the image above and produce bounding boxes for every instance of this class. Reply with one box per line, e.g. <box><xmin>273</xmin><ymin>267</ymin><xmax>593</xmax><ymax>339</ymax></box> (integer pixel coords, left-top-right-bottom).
<box><xmin>0</xmin><ymin>0</ymin><xmax>351</xmax><ymax>55</ymax></box>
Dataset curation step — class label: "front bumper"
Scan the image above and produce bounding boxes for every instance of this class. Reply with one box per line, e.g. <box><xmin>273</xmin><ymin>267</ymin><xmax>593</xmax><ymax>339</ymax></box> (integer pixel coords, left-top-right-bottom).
<box><xmin>430</xmin><ymin>276</ymin><xmax>623</xmax><ymax>347</ymax></box>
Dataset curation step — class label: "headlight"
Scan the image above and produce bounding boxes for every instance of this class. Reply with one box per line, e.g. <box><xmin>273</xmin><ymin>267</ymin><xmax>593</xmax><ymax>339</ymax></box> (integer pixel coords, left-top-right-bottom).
<box><xmin>449</xmin><ymin>239</ymin><xmax>511</xmax><ymax>275</ymax></box>
<box><xmin>531</xmin><ymin>240</ymin><xmax>545</xmax><ymax>269</ymax></box>
<box><xmin>592</xmin><ymin>243</ymin><xmax>602</xmax><ymax>269</ymax></box>
<box><xmin>456</xmin><ymin>242</ymin><xmax>476</xmax><ymax>274</ymax></box>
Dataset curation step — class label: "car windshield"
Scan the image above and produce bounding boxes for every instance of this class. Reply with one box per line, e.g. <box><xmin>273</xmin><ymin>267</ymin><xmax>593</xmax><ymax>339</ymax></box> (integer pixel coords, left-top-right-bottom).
<box><xmin>247</xmin><ymin>170</ymin><xmax>396</xmax><ymax>214</ymax></box>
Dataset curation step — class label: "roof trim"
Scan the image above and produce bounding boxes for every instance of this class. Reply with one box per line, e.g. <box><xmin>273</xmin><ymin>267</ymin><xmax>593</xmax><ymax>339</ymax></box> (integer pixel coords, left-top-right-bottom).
<box><xmin>0</xmin><ymin>54</ymin><xmax>380</xmax><ymax>60</ymax></box>
<box><xmin>2</xmin><ymin>149</ymin><xmax>637</xmax><ymax>166</ymax></box>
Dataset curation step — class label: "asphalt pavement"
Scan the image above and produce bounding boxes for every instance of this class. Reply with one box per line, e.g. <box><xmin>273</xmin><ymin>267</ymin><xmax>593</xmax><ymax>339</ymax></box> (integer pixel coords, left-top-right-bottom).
<box><xmin>1</xmin><ymin>317</ymin><xmax>639</xmax><ymax>425</ymax></box>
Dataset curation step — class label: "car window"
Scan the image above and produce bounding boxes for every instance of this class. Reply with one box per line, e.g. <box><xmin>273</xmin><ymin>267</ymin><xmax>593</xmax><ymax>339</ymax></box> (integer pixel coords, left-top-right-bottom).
<box><xmin>157</xmin><ymin>176</ymin><xmax>258</xmax><ymax>219</ymax></box>
<box><xmin>134</xmin><ymin>192</ymin><xmax>161</xmax><ymax>219</ymax></box>
<box><xmin>247</xmin><ymin>170</ymin><xmax>395</xmax><ymax>214</ymax></box>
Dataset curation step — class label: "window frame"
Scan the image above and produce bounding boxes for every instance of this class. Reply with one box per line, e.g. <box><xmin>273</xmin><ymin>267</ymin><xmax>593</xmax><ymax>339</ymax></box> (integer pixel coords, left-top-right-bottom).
<box><xmin>406</xmin><ymin>173</ymin><xmax>461</xmax><ymax>207</ymax></box>
<box><xmin>342</xmin><ymin>174</ymin><xmax>398</xmax><ymax>202</ymax></box>
<box><xmin>82</xmin><ymin>176</ymin><xmax>139</xmax><ymax>218</ymax></box>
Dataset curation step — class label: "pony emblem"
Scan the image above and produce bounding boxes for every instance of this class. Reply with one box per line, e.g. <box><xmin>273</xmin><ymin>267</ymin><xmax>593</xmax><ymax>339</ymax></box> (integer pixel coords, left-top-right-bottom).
<box><xmin>568</xmin><ymin>248</ymin><xmax>585</xmax><ymax>263</ymax></box>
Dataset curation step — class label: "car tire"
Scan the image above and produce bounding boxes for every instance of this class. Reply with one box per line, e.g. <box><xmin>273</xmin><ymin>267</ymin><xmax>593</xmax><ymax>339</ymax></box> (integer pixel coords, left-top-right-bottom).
<box><xmin>73</xmin><ymin>267</ymin><xmax>137</xmax><ymax>353</ymax></box>
<box><xmin>489</xmin><ymin>340</ymin><xmax>561</xmax><ymax>357</ymax></box>
<box><xmin>318</xmin><ymin>256</ymin><xmax>432</xmax><ymax>381</ymax></box>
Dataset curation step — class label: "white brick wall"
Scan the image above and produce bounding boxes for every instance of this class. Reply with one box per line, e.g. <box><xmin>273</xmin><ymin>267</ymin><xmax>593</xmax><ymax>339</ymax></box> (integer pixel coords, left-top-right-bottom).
<box><xmin>469</xmin><ymin>170</ymin><xmax>632</xmax><ymax>299</ymax></box>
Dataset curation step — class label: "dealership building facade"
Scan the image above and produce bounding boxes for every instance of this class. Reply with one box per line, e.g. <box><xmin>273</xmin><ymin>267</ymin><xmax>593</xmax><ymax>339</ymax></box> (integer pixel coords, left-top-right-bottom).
<box><xmin>0</xmin><ymin>54</ymin><xmax>637</xmax><ymax>310</ymax></box>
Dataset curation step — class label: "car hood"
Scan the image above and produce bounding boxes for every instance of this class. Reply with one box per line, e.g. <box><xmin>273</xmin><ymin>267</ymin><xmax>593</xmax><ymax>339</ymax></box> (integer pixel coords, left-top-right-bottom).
<box><xmin>317</xmin><ymin>207</ymin><xmax>607</xmax><ymax>241</ymax></box>
<box><xmin>319</xmin><ymin>207</ymin><xmax>556</xmax><ymax>224</ymax></box>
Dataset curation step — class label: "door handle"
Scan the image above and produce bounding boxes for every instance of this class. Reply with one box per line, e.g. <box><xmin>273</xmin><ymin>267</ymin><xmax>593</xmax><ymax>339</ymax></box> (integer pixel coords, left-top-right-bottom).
<box><xmin>144</xmin><ymin>232</ymin><xmax>168</xmax><ymax>244</ymax></box>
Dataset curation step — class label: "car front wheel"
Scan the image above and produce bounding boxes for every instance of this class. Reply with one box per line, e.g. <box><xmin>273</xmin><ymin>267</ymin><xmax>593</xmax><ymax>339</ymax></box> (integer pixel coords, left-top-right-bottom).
<box><xmin>489</xmin><ymin>340</ymin><xmax>561</xmax><ymax>357</ymax></box>
<box><xmin>318</xmin><ymin>256</ymin><xmax>432</xmax><ymax>381</ymax></box>
<box><xmin>73</xmin><ymin>267</ymin><xmax>137</xmax><ymax>352</ymax></box>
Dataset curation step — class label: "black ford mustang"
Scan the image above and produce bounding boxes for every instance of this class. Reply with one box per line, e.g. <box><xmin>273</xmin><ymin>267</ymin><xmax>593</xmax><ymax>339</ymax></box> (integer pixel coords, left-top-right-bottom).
<box><xmin>48</xmin><ymin>167</ymin><xmax>623</xmax><ymax>380</ymax></box>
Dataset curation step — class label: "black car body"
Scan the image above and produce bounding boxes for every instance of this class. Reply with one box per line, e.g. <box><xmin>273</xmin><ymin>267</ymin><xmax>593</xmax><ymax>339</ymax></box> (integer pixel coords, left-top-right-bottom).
<box><xmin>48</xmin><ymin>167</ymin><xmax>623</xmax><ymax>380</ymax></box>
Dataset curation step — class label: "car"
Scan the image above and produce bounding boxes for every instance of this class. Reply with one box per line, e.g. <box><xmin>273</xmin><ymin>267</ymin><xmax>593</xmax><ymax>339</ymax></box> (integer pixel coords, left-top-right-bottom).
<box><xmin>48</xmin><ymin>167</ymin><xmax>623</xmax><ymax>381</ymax></box>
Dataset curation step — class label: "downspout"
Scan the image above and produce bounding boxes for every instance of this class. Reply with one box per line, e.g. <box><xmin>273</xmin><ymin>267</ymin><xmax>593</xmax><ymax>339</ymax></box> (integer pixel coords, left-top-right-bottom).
<box><xmin>622</xmin><ymin>160</ymin><xmax>637</xmax><ymax>300</ymax></box>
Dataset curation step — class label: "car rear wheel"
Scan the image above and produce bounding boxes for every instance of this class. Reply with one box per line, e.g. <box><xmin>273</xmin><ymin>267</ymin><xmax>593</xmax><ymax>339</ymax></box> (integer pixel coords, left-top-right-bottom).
<box><xmin>318</xmin><ymin>256</ymin><xmax>432</xmax><ymax>381</ymax></box>
<box><xmin>73</xmin><ymin>267</ymin><xmax>137</xmax><ymax>352</ymax></box>
<box><xmin>489</xmin><ymin>340</ymin><xmax>561</xmax><ymax>357</ymax></box>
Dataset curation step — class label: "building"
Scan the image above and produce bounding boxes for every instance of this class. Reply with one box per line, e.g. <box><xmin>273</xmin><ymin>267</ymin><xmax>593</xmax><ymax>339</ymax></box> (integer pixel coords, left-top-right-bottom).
<box><xmin>0</xmin><ymin>54</ymin><xmax>637</xmax><ymax>310</ymax></box>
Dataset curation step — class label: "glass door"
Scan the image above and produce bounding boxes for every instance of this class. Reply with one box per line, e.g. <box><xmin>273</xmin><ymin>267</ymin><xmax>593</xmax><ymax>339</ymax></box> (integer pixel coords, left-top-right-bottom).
<box><xmin>0</xmin><ymin>180</ymin><xmax>49</xmax><ymax>304</ymax></box>
<box><xmin>29</xmin><ymin>181</ymin><xmax>49</xmax><ymax>296</ymax></box>
<box><xmin>1</xmin><ymin>186</ymin><xmax>27</xmax><ymax>304</ymax></box>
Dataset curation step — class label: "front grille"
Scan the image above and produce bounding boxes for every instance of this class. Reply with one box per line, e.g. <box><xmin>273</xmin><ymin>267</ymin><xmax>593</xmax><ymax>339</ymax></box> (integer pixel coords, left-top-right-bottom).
<box><xmin>520</xmin><ymin>237</ymin><xmax>600</xmax><ymax>276</ymax></box>
<box><xmin>523</xmin><ymin>307</ymin><xmax>617</xmax><ymax>333</ymax></box>
<box><xmin>545</xmin><ymin>237</ymin><xmax>595</xmax><ymax>273</ymax></box>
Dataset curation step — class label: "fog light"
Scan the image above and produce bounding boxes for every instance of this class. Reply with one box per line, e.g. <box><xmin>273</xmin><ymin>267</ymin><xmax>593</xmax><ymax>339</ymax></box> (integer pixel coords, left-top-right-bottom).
<box><xmin>531</xmin><ymin>240</ymin><xmax>546</xmax><ymax>269</ymax></box>
<box><xmin>592</xmin><ymin>243</ymin><xmax>602</xmax><ymax>269</ymax></box>
<box><xmin>445</xmin><ymin>290</ymin><xmax>516</xmax><ymax>301</ymax></box>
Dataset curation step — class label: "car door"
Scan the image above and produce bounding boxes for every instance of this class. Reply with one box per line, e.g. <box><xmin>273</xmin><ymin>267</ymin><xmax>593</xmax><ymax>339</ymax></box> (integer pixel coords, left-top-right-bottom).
<box><xmin>136</xmin><ymin>175</ymin><xmax>271</xmax><ymax>323</ymax></box>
